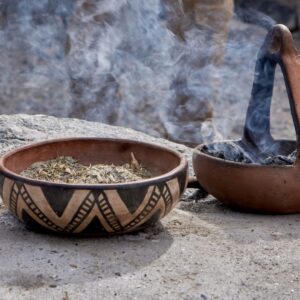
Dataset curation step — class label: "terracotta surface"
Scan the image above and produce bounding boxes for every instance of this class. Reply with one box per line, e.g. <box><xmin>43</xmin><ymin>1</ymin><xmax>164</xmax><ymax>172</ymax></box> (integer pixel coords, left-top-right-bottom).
<box><xmin>0</xmin><ymin>138</ymin><xmax>188</xmax><ymax>235</ymax></box>
<box><xmin>193</xmin><ymin>24</ymin><xmax>300</xmax><ymax>214</ymax></box>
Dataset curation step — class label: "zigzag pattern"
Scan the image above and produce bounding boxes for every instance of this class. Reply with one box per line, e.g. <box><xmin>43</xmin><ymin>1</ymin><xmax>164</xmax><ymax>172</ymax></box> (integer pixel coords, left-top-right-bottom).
<box><xmin>124</xmin><ymin>186</ymin><xmax>163</xmax><ymax>231</ymax></box>
<box><xmin>160</xmin><ymin>184</ymin><xmax>173</xmax><ymax>216</ymax></box>
<box><xmin>20</xmin><ymin>185</ymin><xmax>64</xmax><ymax>232</ymax></box>
<box><xmin>64</xmin><ymin>192</ymin><xmax>95</xmax><ymax>233</ymax></box>
<box><xmin>9</xmin><ymin>183</ymin><xmax>19</xmax><ymax>215</ymax></box>
<box><xmin>96</xmin><ymin>192</ymin><xmax>123</xmax><ymax>232</ymax></box>
<box><xmin>8</xmin><ymin>180</ymin><xmax>177</xmax><ymax>234</ymax></box>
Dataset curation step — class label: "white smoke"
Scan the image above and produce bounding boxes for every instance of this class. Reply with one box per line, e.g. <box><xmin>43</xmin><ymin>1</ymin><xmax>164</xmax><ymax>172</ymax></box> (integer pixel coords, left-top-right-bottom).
<box><xmin>0</xmin><ymin>0</ymin><xmax>274</xmax><ymax>145</ymax></box>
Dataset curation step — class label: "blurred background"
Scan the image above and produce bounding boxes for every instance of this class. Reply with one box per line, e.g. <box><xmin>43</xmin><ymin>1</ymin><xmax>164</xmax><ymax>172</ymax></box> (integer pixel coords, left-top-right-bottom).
<box><xmin>0</xmin><ymin>0</ymin><xmax>298</xmax><ymax>146</ymax></box>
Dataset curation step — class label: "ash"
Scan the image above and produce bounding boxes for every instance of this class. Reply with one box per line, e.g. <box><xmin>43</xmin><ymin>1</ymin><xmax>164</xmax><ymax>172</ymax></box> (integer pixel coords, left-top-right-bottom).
<box><xmin>201</xmin><ymin>142</ymin><xmax>253</xmax><ymax>164</ymax></box>
<box><xmin>263</xmin><ymin>150</ymin><xmax>296</xmax><ymax>165</ymax></box>
<box><xmin>202</xmin><ymin>142</ymin><xmax>297</xmax><ymax>165</ymax></box>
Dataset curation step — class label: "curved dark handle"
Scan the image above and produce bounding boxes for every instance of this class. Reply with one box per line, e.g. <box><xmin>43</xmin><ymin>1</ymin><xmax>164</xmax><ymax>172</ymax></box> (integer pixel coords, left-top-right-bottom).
<box><xmin>243</xmin><ymin>24</ymin><xmax>300</xmax><ymax>154</ymax></box>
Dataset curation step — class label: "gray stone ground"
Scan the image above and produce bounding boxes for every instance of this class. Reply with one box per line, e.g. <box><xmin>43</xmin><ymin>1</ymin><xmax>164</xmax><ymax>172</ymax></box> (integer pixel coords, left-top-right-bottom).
<box><xmin>0</xmin><ymin>114</ymin><xmax>299</xmax><ymax>300</ymax></box>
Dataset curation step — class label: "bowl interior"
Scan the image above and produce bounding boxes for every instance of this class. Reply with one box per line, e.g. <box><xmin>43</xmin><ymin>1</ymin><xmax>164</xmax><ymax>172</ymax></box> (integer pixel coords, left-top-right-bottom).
<box><xmin>198</xmin><ymin>139</ymin><xmax>297</xmax><ymax>164</ymax></box>
<box><xmin>2</xmin><ymin>138</ymin><xmax>182</xmax><ymax>178</ymax></box>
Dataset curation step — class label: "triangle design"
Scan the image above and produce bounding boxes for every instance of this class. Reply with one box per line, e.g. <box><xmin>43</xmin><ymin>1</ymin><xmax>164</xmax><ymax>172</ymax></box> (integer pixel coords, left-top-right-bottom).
<box><xmin>41</xmin><ymin>186</ymin><xmax>74</xmax><ymax>217</ymax></box>
<box><xmin>81</xmin><ymin>216</ymin><xmax>108</xmax><ymax>235</ymax></box>
<box><xmin>117</xmin><ymin>185</ymin><xmax>149</xmax><ymax>214</ymax></box>
<box><xmin>22</xmin><ymin>210</ymin><xmax>51</xmax><ymax>233</ymax></box>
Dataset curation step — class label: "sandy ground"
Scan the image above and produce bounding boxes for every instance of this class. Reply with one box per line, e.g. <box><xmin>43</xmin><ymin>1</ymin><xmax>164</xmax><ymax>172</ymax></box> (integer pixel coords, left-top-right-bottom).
<box><xmin>0</xmin><ymin>196</ymin><xmax>299</xmax><ymax>299</ymax></box>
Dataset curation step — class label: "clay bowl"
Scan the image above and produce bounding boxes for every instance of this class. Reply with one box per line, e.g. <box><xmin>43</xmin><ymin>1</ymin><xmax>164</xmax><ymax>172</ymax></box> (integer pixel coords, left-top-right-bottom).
<box><xmin>193</xmin><ymin>140</ymin><xmax>300</xmax><ymax>214</ymax></box>
<box><xmin>193</xmin><ymin>25</ymin><xmax>300</xmax><ymax>214</ymax></box>
<box><xmin>0</xmin><ymin>138</ymin><xmax>188</xmax><ymax>235</ymax></box>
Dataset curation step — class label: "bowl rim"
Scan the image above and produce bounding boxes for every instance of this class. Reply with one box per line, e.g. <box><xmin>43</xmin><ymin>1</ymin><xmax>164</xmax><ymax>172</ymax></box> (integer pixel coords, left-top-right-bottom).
<box><xmin>0</xmin><ymin>137</ymin><xmax>188</xmax><ymax>190</ymax></box>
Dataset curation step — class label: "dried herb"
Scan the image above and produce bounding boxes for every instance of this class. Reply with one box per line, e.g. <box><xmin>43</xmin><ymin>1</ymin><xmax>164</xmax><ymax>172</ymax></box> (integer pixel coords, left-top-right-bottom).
<box><xmin>21</xmin><ymin>153</ymin><xmax>152</xmax><ymax>184</ymax></box>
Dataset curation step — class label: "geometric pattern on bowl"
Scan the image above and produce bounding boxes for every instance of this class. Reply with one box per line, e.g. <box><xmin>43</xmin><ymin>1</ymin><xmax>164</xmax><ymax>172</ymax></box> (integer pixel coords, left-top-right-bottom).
<box><xmin>1</xmin><ymin>176</ymin><xmax>185</xmax><ymax>235</ymax></box>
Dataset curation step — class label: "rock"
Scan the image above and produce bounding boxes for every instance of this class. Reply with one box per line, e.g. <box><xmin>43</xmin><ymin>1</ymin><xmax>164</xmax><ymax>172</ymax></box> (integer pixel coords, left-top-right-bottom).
<box><xmin>0</xmin><ymin>114</ymin><xmax>195</xmax><ymax>176</ymax></box>
<box><xmin>0</xmin><ymin>0</ymin><xmax>264</xmax><ymax>146</ymax></box>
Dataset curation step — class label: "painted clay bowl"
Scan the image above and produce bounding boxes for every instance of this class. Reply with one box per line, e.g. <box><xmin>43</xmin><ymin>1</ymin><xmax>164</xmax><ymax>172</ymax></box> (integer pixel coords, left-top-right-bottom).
<box><xmin>0</xmin><ymin>138</ymin><xmax>188</xmax><ymax>235</ymax></box>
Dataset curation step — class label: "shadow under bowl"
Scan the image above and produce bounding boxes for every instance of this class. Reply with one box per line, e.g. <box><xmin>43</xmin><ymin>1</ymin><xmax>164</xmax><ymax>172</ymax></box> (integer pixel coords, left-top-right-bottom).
<box><xmin>0</xmin><ymin>138</ymin><xmax>188</xmax><ymax>235</ymax></box>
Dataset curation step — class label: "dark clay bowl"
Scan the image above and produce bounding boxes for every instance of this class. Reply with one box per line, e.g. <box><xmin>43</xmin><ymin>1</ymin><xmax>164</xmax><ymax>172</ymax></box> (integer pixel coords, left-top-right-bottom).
<box><xmin>0</xmin><ymin>138</ymin><xmax>188</xmax><ymax>235</ymax></box>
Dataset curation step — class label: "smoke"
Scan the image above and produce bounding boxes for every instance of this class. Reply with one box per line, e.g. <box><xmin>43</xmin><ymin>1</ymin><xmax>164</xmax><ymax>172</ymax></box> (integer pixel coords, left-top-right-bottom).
<box><xmin>0</xmin><ymin>0</ymin><xmax>281</xmax><ymax>145</ymax></box>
